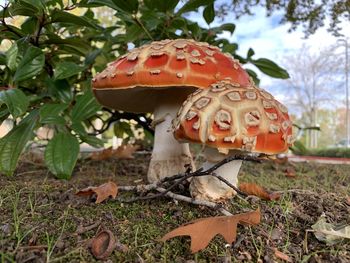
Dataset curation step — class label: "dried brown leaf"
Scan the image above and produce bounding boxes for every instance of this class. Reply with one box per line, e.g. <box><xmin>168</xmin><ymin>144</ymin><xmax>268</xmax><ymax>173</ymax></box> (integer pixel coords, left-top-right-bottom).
<box><xmin>346</xmin><ymin>196</ymin><xmax>350</xmax><ymax>206</ymax></box>
<box><xmin>285</xmin><ymin>167</ymin><xmax>296</xmax><ymax>178</ymax></box>
<box><xmin>113</xmin><ymin>144</ymin><xmax>139</xmax><ymax>159</ymax></box>
<box><xmin>273</xmin><ymin>248</ymin><xmax>292</xmax><ymax>262</ymax></box>
<box><xmin>90</xmin><ymin>145</ymin><xmax>139</xmax><ymax>160</ymax></box>
<box><xmin>160</xmin><ymin>209</ymin><xmax>261</xmax><ymax>253</ymax></box>
<box><xmin>239</xmin><ymin>183</ymin><xmax>281</xmax><ymax>201</ymax></box>
<box><xmin>76</xmin><ymin>181</ymin><xmax>118</xmax><ymax>204</ymax></box>
<box><xmin>90</xmin><ymin>147</ymin><xmax>114</xmax><ymax>161</ymax></box>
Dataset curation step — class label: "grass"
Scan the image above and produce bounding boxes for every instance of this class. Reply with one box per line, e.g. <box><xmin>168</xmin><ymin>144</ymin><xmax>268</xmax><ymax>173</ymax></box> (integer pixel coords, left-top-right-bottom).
<box><xmin>0</xmin><ymin>153</ymin><xmax>349</xmax><ymax>262</ymax></box>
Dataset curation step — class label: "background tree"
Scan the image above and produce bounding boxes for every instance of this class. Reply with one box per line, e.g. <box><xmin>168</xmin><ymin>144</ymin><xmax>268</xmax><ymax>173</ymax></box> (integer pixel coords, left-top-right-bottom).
<box><xmin>216</xmin><ymin>0</ymin><xmax>350</xmax><ymax>36</ymax></box>
<box><xmin>277</xmin><ymin>44</ymin><xmax>344</xmax><ymax>148</ymax></box>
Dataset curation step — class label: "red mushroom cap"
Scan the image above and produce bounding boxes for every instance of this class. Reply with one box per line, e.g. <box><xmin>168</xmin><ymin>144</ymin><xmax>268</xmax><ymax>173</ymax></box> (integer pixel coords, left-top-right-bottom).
<box><xmin>173</xmin><ymin>80</ymin><xmax>294</xmax><ymax>154</ymax></box>
<box><xmin>92</xmin><ymin>39</ymin><xmax>251</xmax><ymax>113</ymax></box>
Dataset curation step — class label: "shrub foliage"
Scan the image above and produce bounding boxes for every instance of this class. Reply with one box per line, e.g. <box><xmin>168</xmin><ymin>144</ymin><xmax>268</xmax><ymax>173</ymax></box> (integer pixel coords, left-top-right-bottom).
<box><xmin>0</xmin><ymin>0</ymin><xmax>289</xmax><ymax>178</ymax></box>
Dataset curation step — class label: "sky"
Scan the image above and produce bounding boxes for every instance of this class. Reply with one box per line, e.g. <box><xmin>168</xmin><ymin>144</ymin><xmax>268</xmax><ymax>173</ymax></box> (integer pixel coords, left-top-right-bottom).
<box><xmin>192</xmin><ymin>5</ymin><xmax>350</xmax><ymax>95</ymax></box>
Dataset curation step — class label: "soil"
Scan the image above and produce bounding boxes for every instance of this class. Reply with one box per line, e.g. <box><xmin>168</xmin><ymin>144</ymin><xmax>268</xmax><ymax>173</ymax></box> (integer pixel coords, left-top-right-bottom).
<box><xmin>0</xmin><ymin>151</ymin><xmax>349</xmax><ymax>262</ymax></box>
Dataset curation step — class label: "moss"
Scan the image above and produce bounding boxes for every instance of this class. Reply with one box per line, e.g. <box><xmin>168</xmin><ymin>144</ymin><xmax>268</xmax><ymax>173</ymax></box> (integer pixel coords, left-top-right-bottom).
<box><xmin>0</xmin><ymin>155</ymin><xmax>349</xmax><ymax>262</ymax></box>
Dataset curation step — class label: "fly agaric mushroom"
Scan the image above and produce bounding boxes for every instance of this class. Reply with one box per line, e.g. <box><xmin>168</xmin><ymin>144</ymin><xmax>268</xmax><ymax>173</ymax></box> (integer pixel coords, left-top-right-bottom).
<box><xmin>173</xmin><ymin>80</ymin><xmax>294</xmax><ymax>201</ymax></box>
<box><xmin>92</xmin><ymin>39</ymin><xmax>251</xmax><ymax>183</ymax></box>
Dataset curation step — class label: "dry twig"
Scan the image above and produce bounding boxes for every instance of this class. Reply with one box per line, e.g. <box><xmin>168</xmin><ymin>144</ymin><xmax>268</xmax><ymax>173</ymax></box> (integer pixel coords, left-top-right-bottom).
<box><xmin>116</xmin><ymin>154</ymin><xmax>261</xmax><ymax>215</ymax></box>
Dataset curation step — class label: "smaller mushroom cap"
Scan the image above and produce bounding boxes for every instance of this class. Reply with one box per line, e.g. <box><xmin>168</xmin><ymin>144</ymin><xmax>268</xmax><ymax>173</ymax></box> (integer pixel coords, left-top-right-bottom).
<box><xmin>173</xmin><ymin>80</ymin><xmax>294</xmax><ymax>154</ymax></box>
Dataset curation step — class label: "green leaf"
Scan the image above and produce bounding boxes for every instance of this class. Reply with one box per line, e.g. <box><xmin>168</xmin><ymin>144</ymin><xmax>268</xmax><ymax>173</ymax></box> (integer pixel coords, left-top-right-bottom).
<box><xmin>0</xmin><ymin>53</ymin><xmax>6</xmax><ymax>65</ymax></box>
<box><xmin>0</xmin><ymin>24</ymin><xmax>24</xmax><ymax>40</ymax></box>
<box><xmin>144</xmin><ymin>0</ymin><xmax>179</xmax><ymax>12</ymax></box>
<box><xmin>222</xmin><ymin>43</ymin><xmax>238</xmax><ymax>54</ymax></box>
<box><xmin>44</xmin><ymin>132</ymin><xmax>79</xmax><ymax>179</ymax></box>
<box><xmin>187</xmin><ymin>22</ymin><xmax>202</xmax><ymax>39</ymax></box>
<box><xmin>21</xmin><ymin>16</ymin><xmax>39</xmax><ymax>34</ymax></box>
<box><xmin>51</xmin><ymin>10</ymin><xmax>99</xmax><ymax>29</ymax></box>
<box><xmin>6</xmin><ymin>43</ymin><xmax>18</xmax><ymax>72</ymax></box>
<box><xmin>245</xmin><ymin>69</ymin><xmax>260</xmax><ymax>85</ymax></box>
<box><xmin>21</xmin><ymin>0</ymin><xmax>45</xmax><ymax>12</ymax></box>
<box><xmin>10</xmin><ymin>0</ymin><xmax>44</xmax><ymax>16</ymax></box>
<box><xmin>203</xmin><ymin>4</ymin><xmax>215</xmax><ymax>25</ymax></box>
<box><xmin>45</xmin><ymin>34</ymin><xmax>91</xmax><ymax>56</ymax></box>
<box><xmin>54</xmin><ymin>62</ymin><xmax>84</xmax><ymax>80</ymax></box>
<box><xmin>71</xmin><ymin>90</ymin><xmax>101</xmax><ymax>122</ymax></box>
<box><xmin>46</xmin><ymin>78</ymin><xmax>73</xmax><ymax>104</ymax></box>
<box><xmin>0</xmin><ymin>106</ymin><xmax>10</xmax><ymax>122</ymax></box>
<box><xmin>141</xmin><ymin>11</ymin><xmax>165</xmax><ymax>31</ymax></box>
<box><xmin>113</xmin><ymin>121</ymin><xmax>133</xmax><ymax>138</ymax></box>
<box><xmin>251</xmin><ymin>58</ymin><xmax>290</xmax><ymax>79</ymax></box>
<box><xmin>247</xmin><ymin>48</ymin><xmax>255</xmax><ymax>59</ymax></box>
<box><xmin>85</xmin><ymin>0</ymin><xmax>120</xmax><ymax>10</ymax></box>
<box><xmin>71</xmin><ymin>121</ymin><xmax>87</xmax><ymax>136</ymax></box>
<box><xmin>39</xmin><ymin>103</ymin><xmax>68</xmax><ymax>125</ymax></box>
<box><xmin>13</xmin><ymin>46</ymin><xmax>44</xmax><ymax>82</ymax></box>
<box><xmin>111</xmin><ymin>0</ymin><xmax>138</xmax><ymax>13</ymax></box>
<box><xmin>177</xmin><ymin>0</ymin><xmax>214</xmax><ymax>15</ymax></box>
<box><xmin>0</xmin><ymin>89</ymin><xmax>29</xmax><ymax>118</ymax></box>
<box><xmin>0</xmin><ymin>110</ymin><xmax>38</xmax><ymax>176</ymax></box>
<box><xmin>125</xmin><ymin>24</ymin><xmax>144</xmax><ymax>42</ymax></box>
<box><xmin>85</xmin><ymin>49</ymin><xmax>102</xmax><ymax>66</ymax></box>
<box><xmin>171</xmin><ymin>17</ymin><xmax>186</xmax><ymax>28</ymax></box>
<box><xmin>219</xmin><ymin>23</ymin><xmax>236</xmax><ymax>34</ymax></box>
<box><xmin>81</xmin><ymin>135</ymin><xmax>104</xmax><ymax>148</ymax></box>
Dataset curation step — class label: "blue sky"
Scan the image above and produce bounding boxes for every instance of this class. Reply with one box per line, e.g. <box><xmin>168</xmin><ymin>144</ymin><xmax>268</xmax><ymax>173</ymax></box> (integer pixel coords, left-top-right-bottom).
<box><xmin>192</xmin><ymin>5</ymin><xmax>350</xmax><ymax>86</ymax></box>
<box><xmin>186</xmin><ymin>4</ymin><xmax>350</xmax><ymax>112</ymax></box>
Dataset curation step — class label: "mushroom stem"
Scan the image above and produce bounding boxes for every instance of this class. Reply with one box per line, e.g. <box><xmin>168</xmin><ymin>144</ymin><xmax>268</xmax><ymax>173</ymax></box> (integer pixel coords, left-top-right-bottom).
<box><xmin>147</xmin><ymin>94</ymin><xmax>195</xmax><ymax>183</ymax></box>
<box><xmin>190</xmin><ymin>148</ymin><xmax>242</xmax><ymax>201</ymax></box>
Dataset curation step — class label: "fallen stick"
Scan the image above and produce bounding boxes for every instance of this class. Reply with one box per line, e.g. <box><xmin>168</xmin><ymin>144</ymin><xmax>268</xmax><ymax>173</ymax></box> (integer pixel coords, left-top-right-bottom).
<box><xmin>117</xmin><ymin>186</ymin><xmax>232</xmax><ymax>216</ymax></box>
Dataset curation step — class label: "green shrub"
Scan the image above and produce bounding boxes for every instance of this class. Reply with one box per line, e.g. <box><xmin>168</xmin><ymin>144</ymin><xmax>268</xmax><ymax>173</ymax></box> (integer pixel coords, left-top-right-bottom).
<box><xmin>0</xmin><ymin>0</ymin><xmax>289</xmax><ymax>179</ymax></box>
<box><xmin>290</xmin><ymin>141</ymin><xmax>350</xmax><ymax>158</ymax></box>
<box><xmin>308</xmin><ymin>148</ymin><xmax>350</xmax><ymax>158</ymax></box>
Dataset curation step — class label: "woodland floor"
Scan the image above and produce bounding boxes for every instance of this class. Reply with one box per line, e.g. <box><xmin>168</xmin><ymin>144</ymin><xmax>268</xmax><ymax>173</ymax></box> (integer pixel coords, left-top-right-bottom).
<box><xmin>0</xmin><ymin>150</ymin><xmax>349</xmax><ymax>263</ymax></box>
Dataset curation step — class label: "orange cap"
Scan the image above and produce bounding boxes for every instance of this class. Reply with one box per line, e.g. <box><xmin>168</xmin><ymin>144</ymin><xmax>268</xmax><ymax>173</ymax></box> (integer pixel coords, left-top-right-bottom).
<box><xmin>173</xmin><ymin>80</ymin><xmax>294</xmax><ymax>154</ymax></box>
<box><xmin>92</xmin><ymin>39</ymin><xmax>251</xmax><ymax>113</ymax></box>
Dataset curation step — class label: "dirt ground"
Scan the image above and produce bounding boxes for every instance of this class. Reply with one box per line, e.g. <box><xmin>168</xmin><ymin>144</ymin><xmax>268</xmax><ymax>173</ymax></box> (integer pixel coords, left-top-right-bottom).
<box><xmin>0</xmin><ymin>151</ymin><xmax>349</xmax><ymax>262</ymax></box>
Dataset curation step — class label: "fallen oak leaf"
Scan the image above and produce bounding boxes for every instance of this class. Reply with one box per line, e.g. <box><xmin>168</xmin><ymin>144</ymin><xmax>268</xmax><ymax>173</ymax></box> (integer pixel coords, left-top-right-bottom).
<box><xmin>90</xmin><ymin>147</ymin><xmax>114</xmax><ymax>161</ymax></box>
<box><xmin>76</xmin><ymin>181</ymin><xmax>118</xmax><ymax>204</ymax></box>
<box><xmin>239</xmin><ymin>183</ymin><xmax>281</xmax><ymax>201</ymax></box>
<box><xmin>160</xmin><ymin>209</ymin><xmax>261</xmax><ymax>253</ymax></box>
<box><xmin>113</xmin><ymin>144</ymin><xmax>140</xmax><ymax>159</ymax></box>
<box><xmin>90</xmin><ymin>144</ymin><xmax>139</xmax><ymax>160</ymax></box>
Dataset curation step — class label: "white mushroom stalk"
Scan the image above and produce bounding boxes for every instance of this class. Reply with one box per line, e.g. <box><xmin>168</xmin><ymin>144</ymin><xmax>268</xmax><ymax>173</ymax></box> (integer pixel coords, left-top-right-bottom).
<box><xmin>147</xmin><ymin>92</ymin><xmax>195</xmax><ymax>183</ymax></box>
<box><xmin>190</xmin><ymin>148</ymin><xmax>242</xmax><ymax>201</ymax></box>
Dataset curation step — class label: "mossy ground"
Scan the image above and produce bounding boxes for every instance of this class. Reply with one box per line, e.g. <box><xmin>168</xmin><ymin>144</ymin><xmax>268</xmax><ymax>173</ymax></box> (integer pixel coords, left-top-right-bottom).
<box><xmin>0</xmin><ymin>151</ymin><xmax>349</xmax><ymax>262</ymax></box>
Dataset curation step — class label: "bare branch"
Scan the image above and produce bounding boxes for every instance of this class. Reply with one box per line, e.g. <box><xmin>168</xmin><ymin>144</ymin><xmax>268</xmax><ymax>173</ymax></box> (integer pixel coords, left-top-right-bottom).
<box><xmin>115</xmin><ymin>154</ymin><xmax>262</xmax><ymax>214</ymax></box>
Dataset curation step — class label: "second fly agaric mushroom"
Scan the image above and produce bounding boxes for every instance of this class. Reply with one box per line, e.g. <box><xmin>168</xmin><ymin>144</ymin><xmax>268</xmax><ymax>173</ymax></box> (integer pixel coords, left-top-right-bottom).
<box><xmin>92</xmin><ymin>39</ymin><xmax>251</xmax><ymax>183</ymax></box>
<box><xmin>173</xmin><ymin>80</ymin><xmax>294</xmax><ymax>201</ymax></box>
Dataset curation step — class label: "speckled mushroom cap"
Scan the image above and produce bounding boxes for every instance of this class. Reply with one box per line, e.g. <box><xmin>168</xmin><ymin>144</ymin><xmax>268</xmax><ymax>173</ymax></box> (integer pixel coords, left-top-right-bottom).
<box><xmin>92</xmin><ymin>39</ymin><xmax>251</xmax><ymax>113</ymax></box>
<box><xmin>173</xmin><ymin>80</ymin><xmax>294</xmax><ymax>154</ymax></box>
